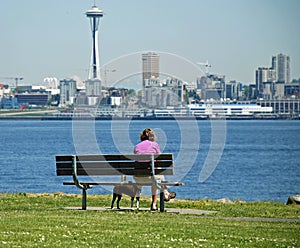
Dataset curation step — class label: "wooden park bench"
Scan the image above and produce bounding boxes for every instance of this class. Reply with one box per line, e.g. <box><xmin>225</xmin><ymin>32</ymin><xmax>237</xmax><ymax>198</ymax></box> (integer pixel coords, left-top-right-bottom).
<box><xmin>55</xmin><ymin>153</ymin><xmax>184</xmax><ymax>212</ymax></box>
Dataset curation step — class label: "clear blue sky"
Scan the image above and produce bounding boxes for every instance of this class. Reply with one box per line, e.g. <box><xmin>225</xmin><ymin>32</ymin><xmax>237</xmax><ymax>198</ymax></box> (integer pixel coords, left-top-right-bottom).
<box><xmin>1</xmin><ymin>0</ymin><xmax>299</xmax><ymax>86</ymax></box>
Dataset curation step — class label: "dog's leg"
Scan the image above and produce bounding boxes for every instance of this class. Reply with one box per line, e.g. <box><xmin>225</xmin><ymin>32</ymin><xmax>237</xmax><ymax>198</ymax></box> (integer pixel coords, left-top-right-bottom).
<box><xmin>116</xmin><ymin>194</ymin><xmax>122</xmax><ymax>209</ymax></box>
<box><xmin>111</xmin><ymin>193</ymin><xmax>117</xmax><ymax>209</ymax></box>
<box><xmin>130</xmin><ymin>197</ymin><xmax>134</xmax><ymax>208</ymax></box>
<box><xmin>136</xmin><ymin>197</ymin><xmax>140</xmax><ymax>210</ymax></box>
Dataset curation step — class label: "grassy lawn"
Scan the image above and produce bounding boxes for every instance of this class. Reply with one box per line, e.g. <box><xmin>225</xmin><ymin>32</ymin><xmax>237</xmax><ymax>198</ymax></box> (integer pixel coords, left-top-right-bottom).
<box><xmin>0</xmin><ymin>193</ymin><xmax>299</xmax><ymax>247</ymax></box>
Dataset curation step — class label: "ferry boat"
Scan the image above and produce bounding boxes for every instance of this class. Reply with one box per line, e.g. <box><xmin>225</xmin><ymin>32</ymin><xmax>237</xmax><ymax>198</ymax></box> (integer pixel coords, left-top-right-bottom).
<box><xmin>153</xmin><ymin>103</ymin><xmax>273</xmax><ymax>118</ymax></box>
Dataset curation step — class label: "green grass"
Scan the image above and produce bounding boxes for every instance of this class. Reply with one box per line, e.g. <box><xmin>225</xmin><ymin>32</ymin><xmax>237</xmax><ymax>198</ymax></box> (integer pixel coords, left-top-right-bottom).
<box><xmin>0</xmin><ymin>193</ymin><xmax>299</xmax><ymax>247</ymax></box>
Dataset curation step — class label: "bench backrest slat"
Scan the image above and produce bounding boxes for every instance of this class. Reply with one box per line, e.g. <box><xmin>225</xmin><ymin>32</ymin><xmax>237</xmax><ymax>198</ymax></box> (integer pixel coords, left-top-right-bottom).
<box><xmin>56</xmin><ymin>154</ymin><xmax>174</xmax><ymax>177</ymax></box>
<box><xmin>56</xmin><ymin>161</ymin><xmax>173</xmax><ymax>169</ymax></box>
<box><xmin>56</xmin><ymin>154</ymin><xmax>172</xmax><ymax>162</ymax></box>
<box><xmin>57</xmin><ymin>168</ymin><xmax>174</xmax><ymax>176</ymax></box>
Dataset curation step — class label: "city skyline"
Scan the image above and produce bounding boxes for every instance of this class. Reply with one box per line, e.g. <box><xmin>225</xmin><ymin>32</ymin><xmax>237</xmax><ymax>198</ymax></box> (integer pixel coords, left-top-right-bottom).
<box><xmin>1</xmin><ymin>0</ymin><xmax>300</xmax><ymax>87</ymax></box>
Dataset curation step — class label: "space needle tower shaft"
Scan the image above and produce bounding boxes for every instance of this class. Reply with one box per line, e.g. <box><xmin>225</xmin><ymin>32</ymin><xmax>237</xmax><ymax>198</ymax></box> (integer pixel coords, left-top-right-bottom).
<box><xmin>86</xmin><ymin>5</ymin><xmax>103</xmax><ymax>79</ymax></box>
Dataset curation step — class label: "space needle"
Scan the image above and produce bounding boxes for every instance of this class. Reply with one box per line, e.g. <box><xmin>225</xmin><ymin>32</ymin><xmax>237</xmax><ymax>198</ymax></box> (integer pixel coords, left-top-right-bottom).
<box><xmin>86</xmin><ymin>5</ymin><xmax>103</xmax><ymax>79</ymax></box>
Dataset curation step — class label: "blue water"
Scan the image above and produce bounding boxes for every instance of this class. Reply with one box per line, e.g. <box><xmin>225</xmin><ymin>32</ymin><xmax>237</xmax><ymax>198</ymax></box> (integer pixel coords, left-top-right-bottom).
<box><xmin>0</xmin><ymin>119</ymin><xmax>299</xmax><ymax>203</ymax></box>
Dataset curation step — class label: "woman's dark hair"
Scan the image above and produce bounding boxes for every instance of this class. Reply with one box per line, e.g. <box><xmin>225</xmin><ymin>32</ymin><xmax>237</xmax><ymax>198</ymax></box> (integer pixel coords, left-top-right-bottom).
<box><xmin>140</xmin><ymin>128</ymin><xmax>156</xmax><ymax>141</ymax></box>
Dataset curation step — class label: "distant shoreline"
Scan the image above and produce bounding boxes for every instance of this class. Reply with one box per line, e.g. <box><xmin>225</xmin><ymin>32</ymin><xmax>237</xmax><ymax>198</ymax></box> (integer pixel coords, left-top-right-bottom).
<box><xmin>0</xmin><ymin>115</ymin><xmax>299</xmax><ymax>121</ymax></box>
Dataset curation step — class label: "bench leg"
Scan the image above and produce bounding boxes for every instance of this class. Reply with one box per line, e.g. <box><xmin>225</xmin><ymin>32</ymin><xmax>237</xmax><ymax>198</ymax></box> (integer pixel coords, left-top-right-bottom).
<box><xmin>82</xmin><ymin>188</ymin><xmax>87</xmax><ymax>210</ymax></box>
<box><xmin>159</xmin><ymin>191</ymin><xmax>164</xmax><ymax>212</ymax></box>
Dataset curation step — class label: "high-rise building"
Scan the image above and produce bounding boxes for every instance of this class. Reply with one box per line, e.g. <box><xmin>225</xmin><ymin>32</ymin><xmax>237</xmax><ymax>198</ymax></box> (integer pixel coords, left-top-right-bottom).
<box><xmin>196</xmin><ymin>74</ymin><xmax>225</xmax><ymax>100</ymax></box>
<box><xmin>272</xmin><ymin>53</ymin><xmax>290</xmax><ymax>83</ymax></box>
<box><xmin>142</xmin><ymin>52</ymin><xmax>159</xmax><ymax>101</ymax></box>
<box><xmin>226</xmin><ymin>81</ymin><xmax>243</xmax><ymax>100</ymax></box>
<box><xmin>85</xmin><ymin>78</ymin><xmax>101</xmax><ymax>96</ymax></box>
<box><xmin>255</xmin><ymin>53</ymin><xmax>291</xmax><ymax>100</ymax></box>
<box><xmin>255</xmin><ymin>67</ymin><xmax>275</xmax><ymax>97</ymax></box>
<box><xmin>256</xmin><ymin>67</ymin><xmax>276</xmax><ymax>84</ymax></box>
<box><xmin>144</xmin><ymin>78</ymin><xmax>184</xmax><ymax>107</ymax></box>
<box><xmin>59</xmin><ymin>78</ymin><xmax>77</xmax><ymax>106</ymax></box>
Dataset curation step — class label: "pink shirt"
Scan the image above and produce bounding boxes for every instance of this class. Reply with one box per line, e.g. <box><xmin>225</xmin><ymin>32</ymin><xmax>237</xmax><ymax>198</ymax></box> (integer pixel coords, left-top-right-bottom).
<box><xmin>134</xmin><ymin>140</ymin><xmax>161</xmax><ymax>154</ymax></box>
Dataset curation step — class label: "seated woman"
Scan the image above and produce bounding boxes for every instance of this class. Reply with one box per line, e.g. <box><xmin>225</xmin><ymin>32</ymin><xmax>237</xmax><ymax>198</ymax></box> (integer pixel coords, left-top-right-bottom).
<box><xmin>134</xmin><ymin>128</ymin><xmax>176</xmax><ymax>210</ymax></box>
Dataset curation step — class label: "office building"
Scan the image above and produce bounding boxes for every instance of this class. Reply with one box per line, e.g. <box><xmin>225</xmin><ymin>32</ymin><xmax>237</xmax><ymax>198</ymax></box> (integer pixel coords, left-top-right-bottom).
<box><xmin>285</xmin><ymin>82</ymin><xmax>300</xmax><ymax>98</ymax></box>
<box><xmin>196</xmin><ymin>74</ymin><xmax>225</xmax><ymax>100</ymax></box>
<box><xmin>226</xmin><ymin>81</ymin><xmax>243</xmax><ymax>100</ymax></box>
<box><xmin>85</xmin><ymin>78</ymin><xmax>101</xmax><ymax>96</ymax></box>
<box><xmin>255</xmin><ymin>67</ymin><xmax>275</xmax><ymax>98</ymax></box>
<box><xmin>272</xmin><ymin>53</ymin><xmax>290</xmax><ymax>83</ymax></box>
<box><xmin>142</xmin><ymin>52</ymin><xmax>160</xmax><ymax>101</ymax></box>
<box><xmin>145</xmin><ymin>78</ymin><xmax>184</xmax><ymax>107</ymax></box>
<box><xmin>59</xmin><ymin>78</ymin><xmax>77</xmax><ymax>106</ymax></box>
<box><xmin>16</xmin><ymin>93</ymin><xmax>49</xmax><ymax>106</ymax></box>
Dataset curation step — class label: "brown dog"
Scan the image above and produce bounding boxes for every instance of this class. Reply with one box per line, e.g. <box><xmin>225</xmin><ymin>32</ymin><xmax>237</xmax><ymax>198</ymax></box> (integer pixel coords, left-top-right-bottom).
<box><xmin>111</xmin><ymin>184</ymin><xmax>141</xmax><ymax>209</ymax></box>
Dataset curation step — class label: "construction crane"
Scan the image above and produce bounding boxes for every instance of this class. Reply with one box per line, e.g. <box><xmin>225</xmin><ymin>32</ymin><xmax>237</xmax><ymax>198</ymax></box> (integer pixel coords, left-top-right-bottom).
<box><xmin>103</xmin><ymin>67</ymin><xmax>116</xmax><ymax>87</ymax></box>
<box><xmin>0</xmin><ymin>77</ymin><xmax>23</xmax><ymax>94</ymax></box>
<box><xmin>197</xmin><ymin>61</ymin><xmax>212</xmax><ymax>75</ymax></box>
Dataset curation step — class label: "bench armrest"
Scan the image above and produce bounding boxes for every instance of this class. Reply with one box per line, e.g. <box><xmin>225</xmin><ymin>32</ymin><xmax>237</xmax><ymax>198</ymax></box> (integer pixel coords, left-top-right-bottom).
<box><xmin>71</xmin><ymin>155</ymin><xmax>91</xmax><ymax>190</ymax></box>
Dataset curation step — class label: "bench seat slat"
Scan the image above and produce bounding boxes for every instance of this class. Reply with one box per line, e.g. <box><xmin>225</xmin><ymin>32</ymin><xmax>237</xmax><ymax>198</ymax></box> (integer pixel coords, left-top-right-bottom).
<box><xmin>78</xmin><ymin>168</ymin><xmax>173</xmax><ymax>176</ymax></box>
<box><xmin>76</xmin><ymin>154</ymin><xmax>173</xmax><ymax>161</ymax></box>
<box><xmin>63</xmin><ymin>182</ymin><xmax>185</xmax><ymax>186</ymax></box>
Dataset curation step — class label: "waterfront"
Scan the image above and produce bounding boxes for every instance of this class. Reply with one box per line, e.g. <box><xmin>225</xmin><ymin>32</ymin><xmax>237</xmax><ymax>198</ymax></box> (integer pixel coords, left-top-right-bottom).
<box><xmin>0</xmin><ymin>119</ymin><xmax>299</xmax><ymax>203</ymax></box>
